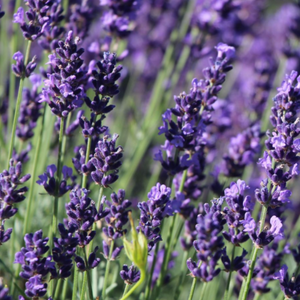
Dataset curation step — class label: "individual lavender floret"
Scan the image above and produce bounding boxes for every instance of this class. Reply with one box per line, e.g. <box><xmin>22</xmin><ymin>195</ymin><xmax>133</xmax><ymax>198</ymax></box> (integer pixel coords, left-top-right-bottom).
<box><xmin>187</xmin><ymin>200</ymin><xmax>225</xmax><ymax>282</ymax></box>
<box><xmin>273</xmin><ymin>265</ymin><xmax>300</xmax><ymax>298</ymax></box>
<box><xmin>222</xmin><ymin>123</ymin><xmax>262</xmax><ymax>177</ymax></box>
<box><xmin>120</xmin><ymin>264</ymin><xmax>140</xmax><ymax>285</ymax></box>
<box><xmin>74</xmin><ymin>246</ymin><xmax>101</xmax><ymax>271</ymax></box>
<box><xmin>79</xmin><ymin>113</ymin><xmax>108</xmax><ymax>138</ymax></box>
<box><xmin>0</xmin><ymin>284</ymin><xmax>12</xmax><ymax>300</ymax></box>
<box><xmin>40</xmin><ymin>31</ymin><xmax>86</xmax><ymax>118</ymax></box>
<box><xmin>12</xmin><ymin>52</ymin><xmax>37</xmax><ymax>78</ymax></box>
<box><xmin>148</xmin><ymin>247</ymin><xmax>177</xmax><ymax>287</ymax></box>
<box><xmin>137</xmin><ymin>183</ymin><xmax>172</xmax><ymax>252</ymax></box>
<box><xmin>0</xmin><ymin>6</ymin><xmax>4</xmax><ymax>19</ymax></box>
<box><xmin>241</xmin><ymin>213</ymin><xmax>283</xmax><ymax>248</ymax></box>
<box><xmin>12</xmin><ymin>144</ymin><xmax>32</xmax><ymax>164</ymax></box>
<box><xmin>14</xmin><ymin>230</ymin><xmax>57</xmax><ymax>297</ymax></box>
<box><xmin>16</xmin><ymin>75</ymin><xmax>43</xmax><ymax>141</ymax></box>
<box><xmin>90</xmin><ymin>134</ymin><xmax>123</xmax><ymax>187</ymax></box>
<box><xmin>37</xmin><ymin>165</ymin><xmax>75</xmax><ymax>197</ymax></box>
<box><xmin>221</xmin><ymin>248</ymin><xmax>248</xmax><ymax>273</ymax></box>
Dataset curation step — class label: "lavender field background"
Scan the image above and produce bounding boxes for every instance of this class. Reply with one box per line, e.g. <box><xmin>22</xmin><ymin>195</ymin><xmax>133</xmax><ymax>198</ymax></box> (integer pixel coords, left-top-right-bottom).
<box><xmin>0</xmin><ymin>0</ymin><xmax>300</xmax><ymax>299</ymax></box>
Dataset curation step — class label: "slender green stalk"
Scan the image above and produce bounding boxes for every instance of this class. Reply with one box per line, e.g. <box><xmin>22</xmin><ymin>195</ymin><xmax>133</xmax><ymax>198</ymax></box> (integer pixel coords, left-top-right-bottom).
<box><xmin>122</xmin><ymin>284</ymin><xmax>130</xmax><ymax>297</ymax></box>
<box><xmin>72</xmin><ymin>248</ymin><xmax>79</xmax><ymax>300</ymax></box>
<box><xmin>155</xmin><ymin>169</ymin><xmax>188</xmax><ymax>297</ymax></box>
<box><xmin>120</xmin><ymin>270</ymin><xmax>146</xmax><ymax>300</ymax></box>
<box><xmin>60</xmin><ymin>112</ymin><xmax>72</xmax><ymax>167</ymax></box>
<box><xmin>8</xmin><ymin>0</ymin><xmax>22</xmax><ymax>134</ymax></box>
<box><xmin>102</xmin><ymin>240</ymin><xmax>115</xmax><ymax>299</ymax></box>
<box><xmin>187</xmin><ymin>278</ymin><xmax>197</xmax><ymax>300</ymax></box>
<box><xmin>7</xmin><ymin>41</ymin><xmax>32</xmax><ymax>166</ymax></box>
<box><xmin>62</xmin><ymin>279</ymin><xmax>68</xmax><ymax>299</ymax></box>
<box><xmin>82</xmin><ymin>136</ymin><xmax>92</xmax><ymax>188</ymax></box>
<box><xmin>23</xmin><ymin>105</ymin><xmax>47</xmax><ymax>235</ymax></box>
<box><xmin>223</xmin><ymin>245</ymin><xmax>236</xmax><ymax>300</ymax></box>
<box><xmin>199</xmin><ymin>283</ymin><xmax>207</xmax><ymax>300</ymax></box>
<box><xmin>253</xmin><ymin>293</ymin><xmax>260</xmax><ymax>300</ymax></box>
<box><xmin>80</xmin><ymin>248</ymin><xmax>93</xmax><ymax>300</ymax></box>
<box><xmin>54</xmin><ymin>277</ymin><xmax>63</xmax><ymax>299</ymax></box>
<box><xmin>52</xmin><ymin>117</ymin><xmax>65</xmax><ymax>239</ymax></box>
<box><xmin>174</xmin><ymin>251</ymin><xmax>189</xmax><ymax>300</ymax></box>
<box><xmin>144</xmin><ymin>240</ymin><xmax>161</xmax><ymax>300</ymax></box>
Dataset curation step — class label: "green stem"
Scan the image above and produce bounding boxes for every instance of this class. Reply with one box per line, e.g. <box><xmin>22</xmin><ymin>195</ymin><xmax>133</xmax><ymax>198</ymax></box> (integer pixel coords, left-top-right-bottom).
<box><xmin>102</xmin><ymin>240</ymin><xmax>115</xmax><ymax>299</ymax></box>
<box><xmin>7</xmin><ymin>41</ymin><xmax>32</xmax><ymax>166</ymax></box>
<box><xmin>52</xmin><ymin>117</ymin><xmax>65</xmax><ymax>240</ymax></box>
<box><xmin>223</xmin><ymin>245</ymin><xmax>236</xmax><ymax>300</ymax></box>
<box><xmin>54</xmin><ymin>278</ymin><xmax>63</xmax><ymax>299</ymax></box>
<box><xmin>120</xmin><ymin>270</ymin><xmax>146</xmax><ymax>300</ymax></box>
<box><xmin>187</xmin><ymin>278</ymin><xmax>197</xmax><ymax>300</ymax></box>
<box><xmin>60</xmin><ymin>112</ymin><xmax>72</xmax><ymax>167</ymax></box>
<box><xmin>174</xmin><ymin>251</ymin><xmax>189</xmax><ymax>300</ymax></box>
<box><xmin>72</xmin><ymin>249</ymin><xmax>79</xmax><ymax>300</ymax></box>
<box><xmin>122</xmin><ymin>284</ymin><xmax>130</xmax><ymax>297</ymax></box>
<box><xmin>82</xmin><ymin>136</ymin><xmax>92</xmax><ymax>188</ymax></box>
<box><xmin>253</xmin><ymin>293</ymin><xmax>260</xmax><ymax>300</ymax></box>
<box><xmin>8</xmin><ymin>0</ymin><xmax>22</xmax><ymax>135</ymax></box>
<box><xmin>23</xmin><ymin>105</ymin><xmax>47</xmax><ymax>235</ymax></box>
<box><xmin>199</xmin><ymin>283</ymin><xmax>207</xmax><ymax>300</ymax></box>
<box><xmin>155</xmin><ymin>169</ymin><xmax>188</xmax><ymax>297</ymax></box>
<box><xmin>62</xmin><ymin>279</ymin><xmax>68</xmax><ymax>299</ymax></box>
<box><xmin>144</xmin><ymin>241</ymin><xmax>161</xmax><ymax>300</ymax></box>
<box><xmin>80</xmin><ymin>248</ymin><xmax>93</xmax><ymax>300</ymax></box>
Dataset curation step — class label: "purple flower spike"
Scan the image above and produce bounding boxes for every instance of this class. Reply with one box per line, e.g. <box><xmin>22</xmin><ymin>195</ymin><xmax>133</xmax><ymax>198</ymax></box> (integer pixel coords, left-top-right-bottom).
<box><xmin>12</xmin><ymin>52</ymin><xmax>36</xmax><ymax>78</ymax></box>
<box><xmin>0</xmin><ymin>285</ymin><xmax>12</xmax><ymax>300</ymax></box>
<box><xmin>120</xmin><ymin>264</ymin><xmax>140</xmax><ymax>285</ymax></box>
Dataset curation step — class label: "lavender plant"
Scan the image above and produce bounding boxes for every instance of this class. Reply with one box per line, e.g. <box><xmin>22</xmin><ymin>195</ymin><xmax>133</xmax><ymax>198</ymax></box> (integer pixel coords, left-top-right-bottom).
<box><xmin>3</xmin><ymin>1</ymin><xmax>300</xmax><ymax>300</ymax></box>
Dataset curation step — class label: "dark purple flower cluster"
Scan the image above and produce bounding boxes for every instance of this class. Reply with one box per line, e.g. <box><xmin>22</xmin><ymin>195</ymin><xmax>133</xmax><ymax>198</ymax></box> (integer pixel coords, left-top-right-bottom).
<box><xmin>13</xmin><ymin>0</ymin><xmax>52</xmax><ymax>41</ymax></box>
<box><xmin>90</xmin><ymin>134</ymin><xmax>123</xmax><ymax>188</ymax></box>
<box><xmin>222</xmin><ymin>180</ymin><xmax>253</xmax><ymax>246</ymax></box>
<box><xmin>120</xmin><ymin>264</ymin><xmax>140</xmax><ymax>285</ymax></box>
<box><xmin>0</xmin><ymin>160</ymin><xmax>31</xmax><ymax>245</ymax></box>
<box><xmin>14</xmin><ymin>230</ymin><xmax>56</xmax><ymax>298</ymax></box>
<box><xmin>187</xmin><ymin>200</ymin><xmax>226</xmax><ymax>282</ymax></box>
<box><xmin>137</xmin><ymin>183</ymin><xmax>172</xmax><ymax>252</ymax></box>
<box><xmin>156</xmin><ymin>43</ymin><xmax>235</xmax><ymax>198</ymax></box>
<box><xmin>40</xmin><ymin>31</ymin><xmax>86</xmax><ymax>117</ymax></box>
<box><xmin>251</xmin><ymin>243</ymin><xmax>288</xmax><ymax>294</ymax></box>
<box><xmin>222</xmin><ymin>124</ymin><xmax>262</xmax><ymax>177</ymax></box>
<box><xmin>37</xmin><ymin>165</ymin><xmax>75</xmax><ymax>197</ymax></box>
<box><xmin>273</xmin><ymin>264</ymin><xmax>300</xmax><ymax>298</ymax></box>
<box><xmin>221</xmin><ymin>248</ymin><xmax>247</xmax><ymax>273</ymax></box>
<box><xmin>16</xmin><ymin>75</ymin><xmax>43</xmax><ymax>141</ymax></box>
<box><xmin>38</xmin><ymin>1</ymin><xmax>65</xmax><ymax>52</ymax></box>
<box><xmin>102</xmin><ymin>189</ymin><xmax>131</xmax><ymax>260</ymax></box>
<box><xmin>100</xmin><ymin>0</ymin><xmax>140</xmax><ymax>38</ymax></box>
<box><xmin>12</xmin><ymin>52</ymin><xmax>37</xmax><ymax>79</ymax></box>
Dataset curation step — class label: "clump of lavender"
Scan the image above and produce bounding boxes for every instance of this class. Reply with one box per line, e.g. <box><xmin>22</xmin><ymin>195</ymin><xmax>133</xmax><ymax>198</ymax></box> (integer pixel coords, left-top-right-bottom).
<box><xmin>137</xmin><ymin>183</ymin><xmax>173</xmax><ymax>252</ymax></box>
<box><xmin>40</xmin><ymin>31</ymin><xmax>86</xmax><ymax>118</ymax></box>
<box><xmin>16</xmin><ymin>75</ymin><xmax>43</xmax><ymax>142</ymax></box>
<box><xmin>186</xmin><ymin>200</ymin><xmax>226</xmax><ymax>282</ymax></box>
<box><xmin>14</xmin><ymin>230</ymin><xmax>56</xmax><ymax>298</ymax></box>
<box><xmin>0</xmin><ymin>160</ymin><xmax>30</xmax><ymax>245</ymax></box>
<box><xmin>156</xmin><ymin>43</ymin><xmax>235</xmax><ymax>200</ymax></box>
